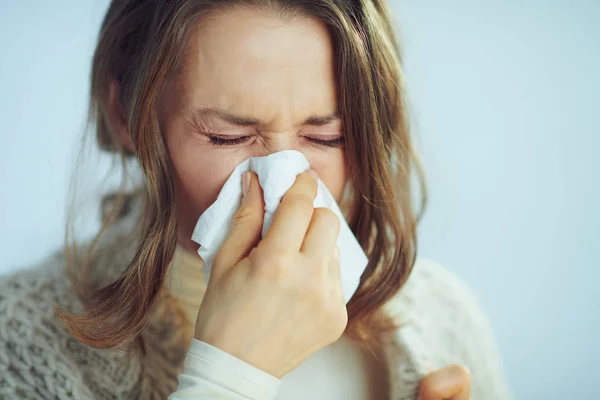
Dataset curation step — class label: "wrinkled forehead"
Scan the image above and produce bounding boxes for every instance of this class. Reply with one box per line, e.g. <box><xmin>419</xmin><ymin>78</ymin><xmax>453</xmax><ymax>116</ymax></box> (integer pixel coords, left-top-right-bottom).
<box><xmin>170</xmin><ymin>6</ymin><xmax>338</xmax><ymax>126</ymax></box>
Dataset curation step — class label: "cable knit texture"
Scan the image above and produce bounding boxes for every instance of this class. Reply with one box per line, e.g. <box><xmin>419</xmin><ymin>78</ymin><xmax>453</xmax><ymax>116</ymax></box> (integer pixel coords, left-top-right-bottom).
<box><xmin>0</xmin><ymin>202</ymin><xmax>512</xmax><ymax>399</ymax></box>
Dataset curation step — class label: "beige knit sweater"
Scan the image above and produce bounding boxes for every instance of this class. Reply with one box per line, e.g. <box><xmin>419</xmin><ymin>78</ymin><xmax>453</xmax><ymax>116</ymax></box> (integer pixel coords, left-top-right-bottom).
<box><xmin>0</xmin><ymin>202</ymin><xmax>512</xmax><ymax>400</ymax></box>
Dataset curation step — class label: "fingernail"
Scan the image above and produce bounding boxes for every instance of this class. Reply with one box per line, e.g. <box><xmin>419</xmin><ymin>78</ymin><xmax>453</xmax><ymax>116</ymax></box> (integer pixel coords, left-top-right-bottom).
<box><xmin>242</xmin><ymin>171</ymin><xmax>251</xmax><ymax>197</ymax></box>
<box><xmin>307</xmin><ymin>168</ymin><xmax>318</xmax><ymax>180</ymax></box>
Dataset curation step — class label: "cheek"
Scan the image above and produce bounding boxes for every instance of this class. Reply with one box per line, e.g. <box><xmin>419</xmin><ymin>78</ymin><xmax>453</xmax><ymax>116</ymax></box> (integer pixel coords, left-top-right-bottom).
<box><xmin>306</xmin><ymin>150</ymin><xmax>347</xmax><ymax>202</ymax></box>
<box><xmin>167</xmin><ymin>133</ymin><xmax>248</xmax><ymax>218</ymax></box>
<box><xmin>176</xmin><ymin>153</ymin><xmax>234</xmax><ymax>211</ymax></box>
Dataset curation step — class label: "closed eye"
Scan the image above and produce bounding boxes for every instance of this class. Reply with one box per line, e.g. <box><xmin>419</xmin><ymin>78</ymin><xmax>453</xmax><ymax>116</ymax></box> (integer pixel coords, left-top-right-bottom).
<box><xmin>305</xmin><ymin>136</ymin><xmax>345</xmax><ymax>148</ymax></box>
<box><xmin>207</xmin><ymin>134</ymin><xmax>345</xmax><ymax>148</ymax></box>
<box><xmin>208</xmin><ymin>135</ymin><xmax>251</xmax><ymax>146</ymax></box>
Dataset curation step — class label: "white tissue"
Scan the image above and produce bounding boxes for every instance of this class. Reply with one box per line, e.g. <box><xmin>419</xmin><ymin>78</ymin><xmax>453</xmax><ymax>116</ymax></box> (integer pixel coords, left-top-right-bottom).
<box><xmin>191</xmin><ymin>150</ymin><xmax>368</xmax><ymax>304</ymax></box>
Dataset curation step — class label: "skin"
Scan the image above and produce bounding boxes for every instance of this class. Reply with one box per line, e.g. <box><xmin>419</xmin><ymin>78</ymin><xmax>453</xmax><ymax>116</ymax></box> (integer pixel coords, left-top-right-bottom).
<box><xmin>419</xmin><ymin>365</ymin><xmax>472</xmax><ymax>400</ymax></box>
<box><xmin>108</xmin><ymin>5</ymin><xmax>471</xmax><ymax>398</ymax></box>
<box><xmin>160</xmin><ymin>6</ymin><xmax>347</xmax><ymax>253</ymax></box>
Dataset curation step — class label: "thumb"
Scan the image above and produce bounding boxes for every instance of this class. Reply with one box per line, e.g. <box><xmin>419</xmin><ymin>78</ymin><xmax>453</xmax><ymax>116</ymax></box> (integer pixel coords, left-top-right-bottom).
<box><xmin>211</xmin><ymin>171</ymin><xmax>264</xmax><ymax>281</ymax></box>
<box><xmin>418</xmin><ymin>365</ymin><xmax>471</xmax><ymax>400</ymax></box>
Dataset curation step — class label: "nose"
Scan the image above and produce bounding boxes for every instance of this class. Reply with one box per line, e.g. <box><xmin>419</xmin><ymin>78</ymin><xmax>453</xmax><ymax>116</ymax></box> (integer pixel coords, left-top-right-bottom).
<box><xmin>251</xmin><ymin>132</ymin><xmax>298</xmax><ymax>157</ymax></box>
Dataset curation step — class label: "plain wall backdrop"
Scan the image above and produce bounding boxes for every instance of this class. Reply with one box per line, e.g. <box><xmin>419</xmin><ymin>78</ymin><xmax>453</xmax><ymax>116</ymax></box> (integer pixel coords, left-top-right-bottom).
<box><xmin>0</xmin><ymin>1</ymin><xmax>598</xmax><ymax>399</ymax></box>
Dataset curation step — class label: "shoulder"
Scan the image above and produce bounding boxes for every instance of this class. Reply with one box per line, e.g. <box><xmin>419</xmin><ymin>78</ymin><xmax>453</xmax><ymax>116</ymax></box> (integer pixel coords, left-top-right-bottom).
<box><xmin>0</xmin><ymin>251</ymin><xmax>142</xmax><ymax>399</ymax></box>
<box><xmin>388</xmin><ymin>259</ymin><xmax>491</xmax><ymax>333</ymax></box>
<box><xmin>0</xmin><ymin>253</ymin><xmax>93</xmax><ymax>398</ymax></box>
<box><xmin>0</xmin><ymin>250</ymin><xmax>74</xmax><ymax>316</ymax></box>
<box><xmin>384</xmin><ymin>259</ymin><xmax>513</xmax><ymax>400</ymax></box>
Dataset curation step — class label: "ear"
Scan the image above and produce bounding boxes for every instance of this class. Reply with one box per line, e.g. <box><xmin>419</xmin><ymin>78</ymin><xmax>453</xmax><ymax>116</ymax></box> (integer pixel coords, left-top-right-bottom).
<box><xmin>107</xmin><ymin>80</ymin><xmax>135</xmax><ymax>153</ymax></box>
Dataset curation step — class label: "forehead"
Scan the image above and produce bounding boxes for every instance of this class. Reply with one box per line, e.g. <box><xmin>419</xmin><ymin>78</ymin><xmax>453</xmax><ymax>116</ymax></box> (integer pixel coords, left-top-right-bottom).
<box><xmin>176</xmin><ymin>6</ymin><xmax>338</xmax><ymax>124</ymax></box>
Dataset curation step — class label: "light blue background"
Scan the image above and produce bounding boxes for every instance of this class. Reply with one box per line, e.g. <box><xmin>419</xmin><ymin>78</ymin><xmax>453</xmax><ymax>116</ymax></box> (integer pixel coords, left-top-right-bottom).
<box><xmin>1</xmin><ymin>1</ymin><xmax>598</xmax><ymax>399</ymax></box>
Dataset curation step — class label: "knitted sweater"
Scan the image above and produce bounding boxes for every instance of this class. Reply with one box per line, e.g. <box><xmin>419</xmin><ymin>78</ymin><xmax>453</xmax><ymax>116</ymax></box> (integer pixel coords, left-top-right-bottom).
<box><xmin>0</xmin><ymin>206</ymin><xmax>512</xmax><ymax>399</ymax></box>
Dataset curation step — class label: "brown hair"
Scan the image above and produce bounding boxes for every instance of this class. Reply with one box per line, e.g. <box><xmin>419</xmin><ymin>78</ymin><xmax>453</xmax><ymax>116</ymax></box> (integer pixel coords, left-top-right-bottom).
<box><xmin>57</xmin><ymin>0</ymin><xmax>426</xmax><ymax>352</ymax></box>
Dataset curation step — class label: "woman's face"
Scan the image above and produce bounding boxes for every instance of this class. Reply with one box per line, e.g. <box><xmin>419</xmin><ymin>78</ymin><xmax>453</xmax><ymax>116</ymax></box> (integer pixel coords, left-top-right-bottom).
<box><xmin>160</xmin><ymin>6</ymin><xmax>347</xmax><ymax>250</ymax></box>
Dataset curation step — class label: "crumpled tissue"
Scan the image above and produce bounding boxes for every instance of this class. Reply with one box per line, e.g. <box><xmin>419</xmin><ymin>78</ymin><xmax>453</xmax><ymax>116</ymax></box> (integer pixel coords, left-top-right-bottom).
<box><xmin>191</xmin><ymin>150</ymin><xmax>368</xmax><ymax>304</ymax></box>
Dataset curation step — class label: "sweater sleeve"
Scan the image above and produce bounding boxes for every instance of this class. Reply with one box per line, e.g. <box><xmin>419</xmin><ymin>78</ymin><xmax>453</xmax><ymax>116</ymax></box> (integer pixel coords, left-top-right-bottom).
<box><xmin>168</xmin><ymin>339</ymin><xmax>281</xmax><ymax>400</ymax></box>
<box><xmin>388</xmin><ymin>259</ymin><xmax>513</xmax><ymax>400</ymax></box>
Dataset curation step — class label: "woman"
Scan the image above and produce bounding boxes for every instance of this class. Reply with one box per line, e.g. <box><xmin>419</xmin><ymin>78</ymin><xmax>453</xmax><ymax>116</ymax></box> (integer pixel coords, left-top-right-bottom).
<box><xmin>0</xmin><ymin>0</ymin><xmax>511</xmax><ymax>399</ymax></box>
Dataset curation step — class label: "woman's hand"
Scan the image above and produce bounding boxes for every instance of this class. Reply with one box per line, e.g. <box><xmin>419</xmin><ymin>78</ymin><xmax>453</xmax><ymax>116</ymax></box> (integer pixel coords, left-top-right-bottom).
<box><xmin>194</xmin><ymin>170</ymin><xmax>347</xmax><ymax>378</ymax></box>
<box><xmin>418</xmin><ymin>365</ymin><xmax>472</xmax><ymax>400</ymax></box>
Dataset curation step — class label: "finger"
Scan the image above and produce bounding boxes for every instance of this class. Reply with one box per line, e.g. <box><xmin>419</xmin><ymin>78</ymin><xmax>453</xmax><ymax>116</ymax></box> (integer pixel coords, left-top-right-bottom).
<box><xmin>300</xmin><ymin>208</ymin><xmax>340</xmax><ymax>258</ymax></box>
<box><xmin>418</xmin><ymin>365</ymin><xmax>471</xmax><ymax>400</ymax></box>
<box><xmin>300</xmin><ymin>208</ymin><xmax>342</xmax><ymax>298</ymax></box>
<box><xmin>261</xmin><ymin>171</ymin><xmax>318</xmax><ymax>252</ymax></box>
<box><xmin>212</xmin><ymin>172</ymin><xmax>265</xmax><ymax>279</ymax></box>
<box><xmin>329</xmin><ymin>246</ymin><xmax>343</xmax><ymax>298</ymax></box>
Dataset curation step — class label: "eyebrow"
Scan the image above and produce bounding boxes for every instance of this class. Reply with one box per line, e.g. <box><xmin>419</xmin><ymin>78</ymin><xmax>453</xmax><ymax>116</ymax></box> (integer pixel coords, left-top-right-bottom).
<box><xmin>194</xmin><ymin>107</ymin><xmax>341</xmax><ymax>127</ymax></box>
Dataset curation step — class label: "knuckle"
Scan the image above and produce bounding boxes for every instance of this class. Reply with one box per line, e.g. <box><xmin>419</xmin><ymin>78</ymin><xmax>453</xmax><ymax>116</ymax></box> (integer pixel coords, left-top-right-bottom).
<box><xmin>233</xmin><ymin>203</ymin><xmax>262</xmax><ymax>225</ymax></box>
<box><xmin>246</xmin><ymin>247</ymin><xmax>264</xmax><ymax>267</ymax></box>
<box><xmin>250</xmin><ymin>249</ymin><xmax>290</xmax><ymax>281</ymax></box>
<box><xmin>290</xmin><ymin>193</ymin><xmax>315</xmax><ymax>217</ymax></box>
<box><xmin>315</xmin><ymin>208</ymin><xmax>340</xmax><ymax>230</ymax></box>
